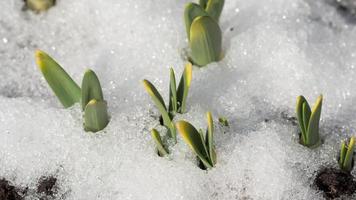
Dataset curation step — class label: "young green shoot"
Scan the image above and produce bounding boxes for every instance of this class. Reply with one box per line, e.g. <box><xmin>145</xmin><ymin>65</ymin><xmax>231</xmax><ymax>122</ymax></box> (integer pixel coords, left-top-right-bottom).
<box><xmin>26</xmin><ymin>0</ymin><xmax>55</xmax><ymax>13</ymax></box>
<box><xmin>176</xmin><ymin>112</ymin><xmax>216</xmax><ymax>169</ymax></box>
<box><xmin>296</xmin><ymin>95</ymin><xmax>323</xmax><ymax>148</ymax></box>
<box><xmin>82</xmin><ymin>70</ymin><xmax>109</xmax><ymax>132</ymax></box>
<box><xmin>151</xmin><ymin>129</ymin><xmax>169</xmax><ymax>157</ymax></box>
<box><xmin>339</xmin><ymin>137</ymin><xmax>355</xmax><ymax>172</ymax></box>
<box><xmin>142</xmin><ymin>63</ymin><xmax>192</xmax><ymax>143</ymax></box>
<box><xmin>184</xmin><ymin>1</ymin><xmax>223</xmax><ymax>67</ymax></box>
<box><xmin>35</xmin><ymin>50</ymin><xmax>81</xmax><ymax>108</ymax></box>
<box><xmin>218</xmin><ymin>116</ymin><xmax>229</xmax><ymax>127</ymax></box>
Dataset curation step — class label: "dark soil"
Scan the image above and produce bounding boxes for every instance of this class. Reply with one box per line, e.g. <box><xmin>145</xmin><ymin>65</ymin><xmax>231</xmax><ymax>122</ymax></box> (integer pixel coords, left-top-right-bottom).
<box><xmin>314</xmin><ymin>168</ymin><xmax>356</xmax><ymax>199</ymax></box>
<box><xmin>37</xmin><ymin>176</ymin><xmax>57</xmax><ymax>196</ymax></box>
<box><xmin>0</xmin><ymin>179</ymin><xmax>25</xmax><ymax>200</ymax></box>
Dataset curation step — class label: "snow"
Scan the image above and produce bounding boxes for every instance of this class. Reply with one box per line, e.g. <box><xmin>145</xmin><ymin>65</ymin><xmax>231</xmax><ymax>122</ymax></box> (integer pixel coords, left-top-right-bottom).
<box><xmin>1</xmin><ymin>0</ymin><xmax>356</xmax><ymax>199</ymax></box>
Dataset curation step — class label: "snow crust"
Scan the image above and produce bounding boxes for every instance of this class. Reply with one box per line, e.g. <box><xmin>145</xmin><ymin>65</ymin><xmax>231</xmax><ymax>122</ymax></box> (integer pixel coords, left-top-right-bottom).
<box><xmin>1</xmin><ymin>0</ymin><xmax>356</xmax><ymax>199</ymax></box>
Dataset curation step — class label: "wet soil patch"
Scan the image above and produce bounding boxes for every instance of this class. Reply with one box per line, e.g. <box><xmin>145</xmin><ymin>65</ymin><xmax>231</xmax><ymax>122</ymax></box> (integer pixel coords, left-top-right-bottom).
<box><xmin>314</xmin><ymin>168</ymin><xmax>356</xmax><ymax>199</ymax></box>
<box><xmin>0</xmin><ymin>178</ymin><xmax>26</xmax><ymax>200</ymax></box>
<box><xmin>37</xmin><ymin>176</ymin><xmax>57</xmax><ymax>197</ymax></box>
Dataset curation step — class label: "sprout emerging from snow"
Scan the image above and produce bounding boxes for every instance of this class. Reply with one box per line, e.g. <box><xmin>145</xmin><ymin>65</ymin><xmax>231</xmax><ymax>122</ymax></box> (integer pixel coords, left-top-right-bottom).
<box><xmin>184</xmin><ymin>0</ymin><xmax>224</xmax><ymax>67</ymax></box>
<box><xmin>25</xmin><ymin>0</ymin><xmax>55</xmax><ymax>13</ymax></box>
<box><xmin>151</xmin><ymin>129</ymin><xmax>169</xmax><ymax>157</ymax></box>
<box><xmin>81</xmin><ymin>70</ymin><xmax>109</xmax><ymax>132</ymax></box>
<box><xmin>296</xmin><ymin>95</ymin><xmax>323</xmax><ymax>148</ymax></box>
<box><xmin>339</xmin><ymin>136</ymin><xmax>355</xmax><ymax>172</ymax></box>
<box><xmin>142</xmin><ymin>63</ymin><xmax>193</xmax><ymax>144</ymax></box>
<box><xmin>176</xmin><ymin>112</ymin><xmax>216</xmax><ymax>169</ymax></box>
<box><xmin>35</xmin><ymin>50</ymin><xmax>81</xmax><ymax>108</ymax></box>
<box><xmin>35</xmin><ymin>50</ymin><xmax>109</xmax><ymax>132</ymax></box>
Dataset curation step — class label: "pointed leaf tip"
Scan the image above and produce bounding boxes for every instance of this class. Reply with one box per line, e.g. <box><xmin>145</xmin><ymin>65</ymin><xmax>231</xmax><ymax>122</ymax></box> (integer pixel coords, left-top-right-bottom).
<box><xmin>35</xmin><ymin>50</ymin><xmax>81</xmax><ymax>108</ymax></box>
<box><xmin>81</xmin><ymin>69</ymin><xmax>104</xmax><ymax>110</ymax></box>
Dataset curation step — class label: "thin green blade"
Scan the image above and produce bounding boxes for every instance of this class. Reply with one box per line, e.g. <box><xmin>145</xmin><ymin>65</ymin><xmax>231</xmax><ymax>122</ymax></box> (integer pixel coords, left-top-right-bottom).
<box><xmin>184</xmin><ymin>3</ymin><xmax>209</xmax><ymax>41</ymax></box>
<box><xmin>206</xmin><ymin>112</ymin><xmax>216</xmax><ymax>165</ymax></box>
<box><xmin>306</xmin><ymin>95</ymin><xmax>323</xmax><ymax>147</ymax></box>
<box><xmin>84</xmin><ymin>99</ymin><xmax>109</xmax><ymax>132</ymax></box>
<box><xmin>199</xmin><ymin>0</ymin><xmax>209</xmax><ymax>9</ymax></box>
<box><xmin>302</xmin><ymin>102</ymin><xmax>311</xmax><ymax>136</ymax></box>
<box><xmin>296</xmin><ymin>96</ymin><xmax>308</xmax><ymax>144</ymax></box>
<box><xmin>190</xmin><ymin>16</ymin><xmax>222</xmax><ymax>67</ymax></box>
<box><xmin>168</xmin><ymin>68</ymin><xmax>178</xmax><ymax>114</ymax></box>
<box><xmin>339</xmin><ymin>141</ymin><xmax>346</xmax><ymax>167</ymax></box>
<box><xmin>176</xmin><ymin>63</ymin><xmax>192</xmax><ymax>113</ymax></box>
<box><xmin>142</xmin><ymin>80</ymin><xmax>176</xmax><ymax>141</ymax></box>
<box><xmin>35</xmin><ymin>50</ymin><xmax>81</xmax><ymax>108</ymax></box>
<box><xmin>343</xmin><ymin>137</ymin><xmax>355</xmax><ymax>172</ymax></box>
<box><xmin>176</xmin><ymin>120</ymin><xmax>213</xmax><ymax>168</ymax></box>
<box><xmin>151</xmin><ymin>129</ymin><xmax>169</xmax><ymax>156</ymax></box>
<box><xmin>81</xmin><ymin>69</ymin><xmax>104</xmax><ymax>110</ymax></box>
<box><xmin>205</xmin><ymin>0</ymin><xmax>225</xmax><ymax>21</ymax></box>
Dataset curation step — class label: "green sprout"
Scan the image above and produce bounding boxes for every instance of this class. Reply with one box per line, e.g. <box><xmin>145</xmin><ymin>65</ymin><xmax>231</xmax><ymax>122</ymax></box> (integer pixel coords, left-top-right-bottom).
<box><xmin>339</xmin><ymin>137</ymin><xmax>355</xmax><ymax>172</ymax></box>
<box><xmin>82</xmin><ymin>70</ymin><xmax>109</xmax><ymax>132</ymax></box>
<box><xmin>175</xmin><ymin>112</ymin><xmax>216</xmax><ymax>169</ymax></box>
<box><xmin>218</xmin><ymin>116</ymin><xmax>229</xmax><ymax>127</ymax></box>
<box><xmin>35</xmin><ymin>50</ymin><xmax>81</xmax><ymax>108</ymax></box>
<box><xmin>296</xmin><ymin>95</ymin><xmax>323</xmax><ymax>148</ymax></box>
<box><xmin>35</xmin><ymin>50</ymin><xmax>109</xmax><ymax>132</ymax></box>
<box><xmin>184</xmin><ymin>1</ymin><xmax>223</xmax><ymax>67</ymax></box>
<box><xmin>142</xmin><ymin>63</ymin><xmax>193</xmax><ymax>143</ymax></box>
<box><xmin>25</xmin><ymin>0</ymin><xmax>55</xmax><ymax>13</ymax></box>
<box><xmin>151</xmin><ymin>129</ymin><xmax>169</xmax><ymax>157</ymax></box>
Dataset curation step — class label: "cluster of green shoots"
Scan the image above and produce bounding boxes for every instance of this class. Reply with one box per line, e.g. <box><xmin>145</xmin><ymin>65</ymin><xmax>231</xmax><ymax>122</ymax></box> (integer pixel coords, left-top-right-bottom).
<box><xmin>142</xmin><ymin>63</ymin><xmax>192</xmax><ymax>149</ymax></box>
<box><xmin>142</xmin><ymin>64</ymin><xmax>219</xmax><ymax>169</ymax></box>
<box><xmin>296</xmin><ymin>95</ymin><xmax>323</xmax><ymax>148</ymax></box>
<box><xmin>339</xmin><ymin>137</ymin><xmax>355</xmax><ymax>172</ymax></box>
<box><xmin>25</xmin><ymin>0</ymin><xmax>55</xmax><ymax>13</ymax></box>
<box><xmin>35</xmin><ymin>50</ymin><xmax>109</xmax><ymax>132</ymax></box>
<box><xmin>184</xmin><ymin>0</ymin><xmax>224</xmax><ymax>66</ymax></box>
<box><xmin>296</xmin><ymin>95</ymin><xmax>355</xmax><ymax>172</ymax></box>
<box><xmin>176</xmin><ymin>112</ymin><xmax>216</xmax><ymax>169</ymax></box>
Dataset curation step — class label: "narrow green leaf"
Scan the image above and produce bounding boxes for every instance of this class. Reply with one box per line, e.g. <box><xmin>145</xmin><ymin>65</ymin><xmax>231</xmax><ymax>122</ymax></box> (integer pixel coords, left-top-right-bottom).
<box><xmin>151</xmin><ymin>129</ymin><xmax>169</xmax><ymax>156</ymax></box>
<box><xmin>176</xmin><ymin>120</ymin><xmax>213</xmax><ymax>169</ymax></box>
<box><xmin>184</xmin><ymin>3</ymin><xmax>209</xmax><ymax>41</ymax></box>
<box><xmin>302</xmin><ymin>102</ymin><xmax>311</xmax><ymax>137</ymax></box>
<box><xmin>35</xmin><ymin>50</ymin><xmax>81</xmax><ymax>108</ymax></box>
<box><xmin>84</xmin><ymin>99</ymin><xmax>109</xmax><ymax>132</ymax></box>
<box><xmin>190</xmin><ymin>16</ymin><xmax>222</xmax><ymax>67</ymax></box>
<box><xmin>142</xmin><ymin>80</ymin><xmax>176</xmax><ymax>142</ymax></box>
<box><xmin>296</xmin><ymin>96</ymin><xmax>307</xmax><ymax>143</ymax></box>
<box><xmin>339</xmin><ymin>141</ymin><xmax>346</xmax><ymax>167</ymax></box>
<box><xmin>199</xmin><ymin>0</ymin><xmax>209</xmax><ymax>9</ymax></box>
<box><xmin>205</xmin><ymin>0</ymin><xmax>225</xmax><ymax>21</ymax></box>
<box><xmin>176</xmin><ymin>63</ymin><xmax>193</xmax><ymax>113</ymax></box>
<box><xmin>343</xmin><ymin>137</ymin><xmax>355</xmax><ymax>172</ymax></box>
<box><xmin>168</xmin><ymin>68</ymin><xmax>177</xmax><ymax>114</ymax></box>
<box><xmin>206</xmin><ymin>112</ymin><xmax>215</xmax><ymax>165</ymax></box>
<box><xmin>81</xmin><ymin>69</ymin><xmax>104</xmax><ymax>110</ymax></box>
<box><xmin>306</xmin><ymin>95</ymin><xmax>323</xmax><ymax>147</ymax></box>
<box><xmin>26</xmin><ymin>0</ymin><xmax>55</xmax><ymax>12</ymax></box>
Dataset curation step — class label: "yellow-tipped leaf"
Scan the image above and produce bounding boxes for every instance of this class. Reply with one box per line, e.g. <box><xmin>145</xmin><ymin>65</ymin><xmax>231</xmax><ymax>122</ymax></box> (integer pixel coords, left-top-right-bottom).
<box><xmin>176</xmin><ymin>63</ymin><xmax>192</xmax><ymax>113</ymax></box>
<box><xmin>84</xmin><ymin>99</ymin><xmax>109</xmax><ymax>132</ymax></box>
<box><xmin>151</xmin><ymin>129</ymin><xmax>169</xmax><ymax>156</ymax></box>
<box><xmin>176</xmin><ymin>120</ymin><xmax>212</xmax><ymax>169</ymax></box>
<box><xmin>81</xmin><ymin>69</ymin><xmax>104</xmax><ymax>110</ymax></box>
<box><xmin>35</xmin><ymin>50</ymin><xmax>81</xmax><ymax>108</ymax></box>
